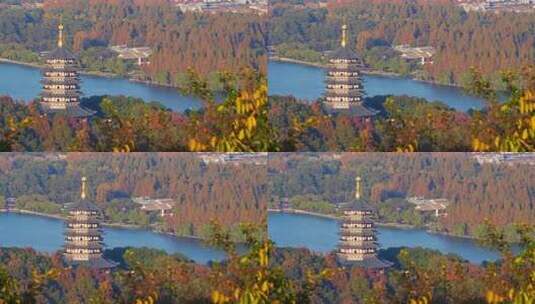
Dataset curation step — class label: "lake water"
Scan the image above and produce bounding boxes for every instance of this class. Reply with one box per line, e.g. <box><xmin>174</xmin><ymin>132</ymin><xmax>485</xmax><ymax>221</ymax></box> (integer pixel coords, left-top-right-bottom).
<box><xmin>0</xmin><ymin>212</ymin><xmax>225</xmax><ymax>264</ymax></box>
<box><xmin>0</xmin><ymin>62</ymin><xmax>201</xmax><ymax>112</ymax></box>
<box><xmin>268</xmin><ymin>61</ymin><xmax>485</xmax><ymax>111</ymax></box>
<box><xmin>268</xmin><ymin>212</ymin><xmax>501</xmax><ymax>264</ymax></box>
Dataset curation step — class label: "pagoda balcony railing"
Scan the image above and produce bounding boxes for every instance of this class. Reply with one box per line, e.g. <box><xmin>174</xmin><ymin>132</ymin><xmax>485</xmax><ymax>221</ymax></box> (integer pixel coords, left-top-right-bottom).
<box><xmin>70</xmin><ymin>210</ymin><xmax>100</xmax><ymax>215</ymax></box>
<box><xmin>65</xmin><ymin>236</ymin><xmax>103</xmax><ymax>242</ymax></box>
<box><xmin>342</xmin><ymin>210</ymin><xmax>374</xmax><ymax>216</ymax></box>
<box><xmin>42</xmin><ymin>98</ymin><xmax>79</xmax><ymax>104</ymax></box>
<box><xmin>46</xmin><ymin>59</ymin><xmax>76</xmax><ymax>64</ymax></box>
<box><xmin>338</xmin><ymin>248</ymin><xmax>377</xmax><ymax>254</ymax></box>
<box><xmin>341</xmin><ymin>222</ymin><xmax>374</xmax><ymax>228</ymax></box>
<box><xmin>327</xmin><ymin>72</ymin><xmax>360</xmax><ymax>77</ymax></box>
<box><xmin>44</xmin><ymin>72</ymin><xmax>78</xmax><ymax>77</ymax></box>
<box><xmin>44</xmin><ymin>85</ymin><xmax>79</xmax><ymax>90</ymax></box>
<box><xmin>340</xmin><ymin>235</ymin><xmax>376</xmax><ymax>242</ymax></box>
<box><xmin>330</xmin><ymin>64</ymin><xmax>362</xmax><ymax>71</ymax></box>
<box><xmin>66</xmin><ymin>222</ymin><xmax>100</xmax><ymax>227</ymax></box>
<box><xmin>329</xmin><ymin>59</ymin><xmax>361</xmax><ymax>65</ymax></box>
<box><xmin>325</xmin><ymin>97</ymin><xmax>362</xmax><ymax>103</ymax></box>
<box><xmin>326</xmin><ymin>84</ymin><xmax>362</xmax><ymax>90</ymax></box>
<box><xmin>65</xmin><ymin>248</ymin><xmax>102</xmax><ymax>255</ymax></box>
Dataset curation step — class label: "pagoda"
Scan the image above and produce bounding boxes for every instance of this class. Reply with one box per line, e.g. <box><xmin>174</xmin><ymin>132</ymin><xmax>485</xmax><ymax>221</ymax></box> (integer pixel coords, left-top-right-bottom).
<box><xmin>324</xmin><ymin>24</ymin><xmax>377</xmax><ymax>118</ymax></box>
<box><xmin>40</xmin><ymin>23</ymin><xmax>94</xmax><ymax>117</ymax></box>
<box><xmin>63</xmin><ymin>177</ymin><xmax>116</xmax><ymax>269</ymax></box>
<box><xmin>337</xmin><ymin>176</ymin><xmax>392</xmax><ymax>268</ymax></box>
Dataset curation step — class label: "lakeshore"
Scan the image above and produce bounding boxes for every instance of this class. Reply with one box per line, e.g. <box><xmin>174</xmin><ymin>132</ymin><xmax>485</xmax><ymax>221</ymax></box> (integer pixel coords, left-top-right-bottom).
<box><xmin>0</xmin><ymin>212</ymin><xmax>226</xmax><ymax>264</ymax></box>
<box><xmin>268</xmin><ymin>211</ymin><xmax>502</xmax><ymax>264</ymax></box>
<box><xmin>269</xmin><ymin>56</ymin><xmax>465</xmax><ymax>89</ymax></box>
<box><xmin>268</xmin><ymin>60</ymin><xmax>485</xmax><ymax>111</ymax></box>
<box><xmin>0</xmin><ymin>61</ymin><xmax>201</xmax><ymax>112</ymax></box>
<box><xmin>268</xmin><ymin>208</ymin><xmax>477</xmax><ymax>240</ymax></box>
<box><xmin>0</xmin><ymin>208</ymin><xmax>203</xmax><ymax>241</ymax></box>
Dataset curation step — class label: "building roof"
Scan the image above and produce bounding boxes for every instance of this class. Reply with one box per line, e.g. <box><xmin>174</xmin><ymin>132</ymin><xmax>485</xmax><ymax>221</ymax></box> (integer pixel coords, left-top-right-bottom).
<box><xmin>66</xmin><ymin>256</ymin><xmax>118</xmax><ymax>269</ymax></box>
<box><xmin>325</xmin><ymin>103</ymin><xmax>379</xmax><ymax>117</ymax></box>
<box><xmin>64</xmin><ymin>243</ymin><xmax>104</xmax><ymax>250</ymax></box>
<box><xmin>41</xmin><ymin>103</ymin><xmax>96</xmax><ymax>118</ymax></box>
<box><xmin>329</xmin><ymin>46</ymin><xmax>361</xmax><ymax>61</ymax></box>
<box><xmin>46</xmin><ymin>47</ymin><xmax>77</xmax><ymax>61</ymax></box>
<box><xmin>338</xmin><ymin>198</ymin><xmax>376</xmax><ymax>212</ymax></box>
<box><xmin>339</xmin><ymin>255</ymin><xmax>394</xmax><ymax>269</ymax></box>
<box><xmin>67</xmin><ymin>198</ymin><xmax>101</xmax><ymax>212</ymax></box>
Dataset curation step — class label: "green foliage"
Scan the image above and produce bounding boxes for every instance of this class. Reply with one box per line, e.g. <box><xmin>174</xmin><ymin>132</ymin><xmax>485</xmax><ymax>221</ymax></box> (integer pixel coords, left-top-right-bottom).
<box><xmin>14</xmin><ymin>194</ymin><xmax>63</xmax><ymax>215</ymax></box>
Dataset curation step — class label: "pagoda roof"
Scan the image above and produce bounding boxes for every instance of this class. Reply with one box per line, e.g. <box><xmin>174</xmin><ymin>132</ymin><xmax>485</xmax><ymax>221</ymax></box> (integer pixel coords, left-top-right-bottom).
<box><xmin>43</xmin><ymin>67</ymin><xmax>78</xmax><ymax>73</ymax></box>
<box><xmin>338</xmin><ymin>243</ymin><xmax>378</xmax><ymax>250</ymax></box>
<box><xmin>64</xmin><ymin>243</ymin><xmax>103</xmax><ymax>250</ymax></box>
<box><xmin>329</xmin><ymin>46</ymin><xmax>361</xmax><ymax>61</ymax></box>
<box><xmin>46</xmin><ymin>47</ymin><xmax>77</xmax><ymax>61</ymax></box>
<box><xmin>340</xmin><ymin>231</ymin><xmax>376</xmax><ymax>237</ymax></box>
<box><xmin>339</xmin><ymin>198</ymin><xmax>377</xmax><ymax>212</ymax></box>
<box><xmin>339</xmin><ymin>255</ymin><xmax>394</xmax><ymax>269</ymax></box>
<box><xmin>324</xmin><ymin>90</ymin><xmax>365</xmax><ymax>97</ymax></box>
<box><xmin>41</xmin><ymin>92</ymin><xmax>81</xmax><ymax>98</ymax></box>
<box><xmin>40</xmin><ymin>103</ymin><xmax>96</xmax><ymax>118</ymax></box>
<box><xmin>65</xmin><ymin>222</ymin><xmax>101</xmax><ymax>228</ymax></box>
<box><xmin>64</xmin><ymin>230</ymin><xmax>103</xmax><ymax>236</ymax></box>
<box><xmin>41</xmin><ymin>79</ymin><xmax>80</xmax><ymax>85</ymax></box>
<box><xmin>67</xmin><ymin>198</ymin><xmax>101</xmax><ymax>212</ymax></box>
<box><xmin>65</xmin><ymin>256</ymin><xmax>118</xmax><ymax>269</ymax></box>
<box><xmin>346</xmin><ymin>104</ymin><xmax>379</xmax><ymax>117</ymax></box>
<box><xmin>324</xmin><ymin>103</ymin><xmax>379</xmax><ymax>117</ymax></box>
<box><xmin>326</xmin><ymin>79</ymin><xmax>363</xmax><ymax>85</ymax></box>
<box><xmin>342</xmin><ymin>219</ymin><xmax>375</xmax><ymax>225</ymax></box>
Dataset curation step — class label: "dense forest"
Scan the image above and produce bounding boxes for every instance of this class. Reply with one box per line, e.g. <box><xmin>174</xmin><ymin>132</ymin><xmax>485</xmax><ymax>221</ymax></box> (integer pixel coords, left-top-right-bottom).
<box><xmin>269</xmin><ymin>0</ymin><xmax>534</xmax><ymax>85</ymax></box>
<box><xmin>269</xmin><ymin>66</ymin><xmax>535</xmax><ymax>152</ymax></box>
<box><xmin>268</xmin><ymin>153</ymin><xmax>534</xmax><ymax>238</ymax></box>
<box><xmin>0</xmin><ymin>222</ymin><xmax>533</xmax><ymax>303</ymax></box>
<box><xmin>0</xmin><ymin>0</ymin><xmax>267</xmax><ymax>87</ymax></box>
<box><xmin>0</xmin><ymin>224</ymin><xmax>276</xmax><ymax>303</ymax></box>
<box><xmin>0</xmin><ymin>71</ymin><xmax>270</xmax><ymax>152</ymax></box>
<box><xmin>0</xmin><ymin>153</ymin><xmax>267</xmax><ymax>239</ymax></box>
<box><xmin>271</xmin><ymin>222</ymin><xmax>533</xmax><ymax>303</ymax></box>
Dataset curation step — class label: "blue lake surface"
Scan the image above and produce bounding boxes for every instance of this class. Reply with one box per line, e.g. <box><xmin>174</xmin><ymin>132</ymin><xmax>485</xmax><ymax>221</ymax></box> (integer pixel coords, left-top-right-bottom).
<box><xmin>0</xmin><ymin>212</ymin><xmax>225</xmax><ymax>264</ymax></box>
<box><xmin>268</xmin><ymin>212</ymin><xmax>501</xmax><ymax>264</ymax></box>
<box><xmin>0</xmin><ymin>62</ymin><xmax>201</xmax><ymax>112</ymax></box>
<box><xmin>268</xmin><ymin>61</ymin><xmax>486</xmax><ymax>111</ymax></box>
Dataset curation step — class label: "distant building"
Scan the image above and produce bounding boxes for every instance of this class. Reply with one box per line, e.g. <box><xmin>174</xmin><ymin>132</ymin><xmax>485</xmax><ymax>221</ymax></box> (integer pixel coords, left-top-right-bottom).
<box><xmin>4</xmin><ymin>197</ymin><xmax>16</xmax><ymax>211</ymax></box>
<box><xmin>393</xmin><ymin>45</ymin><xmax>435</xmax><ymax>65</ymax></box>
<box><xmin>110</xmin><ymin>45</ymin><xmax>152</xmax><ymax>66</ymax></box>
<box><xmin>40</xmin><ymin>24</ymin><xmax>94</xmax><ymax>117</ymax></box>
<box><xmin>63</xmin><ymin>177</ymin><xmax>116</xmax><ymax>269</ymax></box>
<box><xmin>407</xmin><ymin>197</ymin><xmax>450</xmax><ymax>217</ymax></box>
<box><xmin>197</xmin><ymin>152</ymin><xmax>267</xmax><ymax>165</ymax></box>
<box><xmin>337</xmin><ymin>177</ymin><xmax>392</xmax><ymax>269</ymax></box>
<box><xmin>473</xmin><ymin>153</ymin><xmax>535</xmax><ymax>165</ymax></box>
<box><xmin>133</xmin><ymin>197</ymin><xmax>175</xmax><ymax>217</ymax></box>
<box><xmin>324</xmin><ymin>24</ymin><xmax>377</xmax><ymax>119</ymax></box>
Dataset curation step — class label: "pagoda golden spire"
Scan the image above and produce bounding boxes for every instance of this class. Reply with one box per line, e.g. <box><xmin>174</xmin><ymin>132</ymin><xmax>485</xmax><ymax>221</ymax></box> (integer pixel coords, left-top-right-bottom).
<box><xmin>355</xmin><ymin>176</ymin><xmax>361</xmax><ymax>200</ymax></box>
<box><xmin>341</xmin><ymin>23</ymin><xmax>348</xmax><ymax>48</ymax></box>
<box><xmin>81</xmin><ymin>176</ymin><xmax>87</xmax><ymax>199</ymax></box>
<box><xmin>58</xmin><ymin>23</ymin><xmax>64</xmax><ymax>48</ymax></box>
